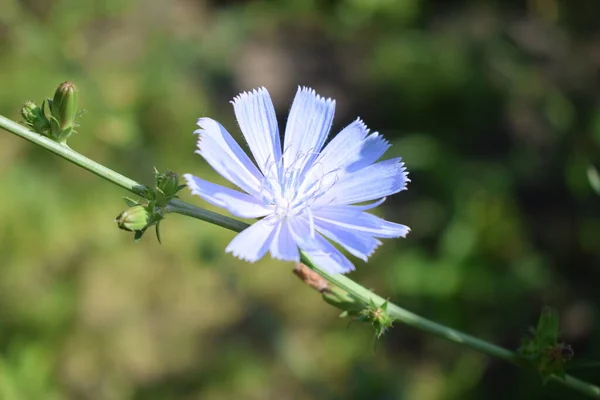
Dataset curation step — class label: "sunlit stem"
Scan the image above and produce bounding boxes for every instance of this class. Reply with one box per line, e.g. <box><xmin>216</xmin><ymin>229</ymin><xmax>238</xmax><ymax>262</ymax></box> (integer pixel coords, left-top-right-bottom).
<box><xmin>1</xmin><ymin>114</ymin><xmax>599</xmax><ymax>399</ymax></box>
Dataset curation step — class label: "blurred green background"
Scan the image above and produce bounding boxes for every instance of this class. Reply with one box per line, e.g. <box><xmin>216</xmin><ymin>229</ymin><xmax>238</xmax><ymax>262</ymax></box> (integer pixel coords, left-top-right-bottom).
<box><xmin>0</xmin><ymin>0</ymin><xmax>599</xmax><ymax>399</ymax></box>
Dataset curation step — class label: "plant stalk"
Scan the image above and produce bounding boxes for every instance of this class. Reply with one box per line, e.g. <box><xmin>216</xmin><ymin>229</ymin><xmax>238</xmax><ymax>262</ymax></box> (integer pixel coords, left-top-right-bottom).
<box><xmin>1</xmin><ymin>114</ymin><xmax>598</xmax><ymax>398</ymax></box>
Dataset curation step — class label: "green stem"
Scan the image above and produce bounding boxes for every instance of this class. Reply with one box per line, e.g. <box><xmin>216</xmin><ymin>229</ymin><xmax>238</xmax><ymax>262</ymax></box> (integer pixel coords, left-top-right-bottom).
<box><xmin>166</xmin><ymin>198</ymin><xmax>249</xmax><ymax>233</ymax></box>
<box><xmin>168</xmin><ymin>198</ymin><xmax>519</xmax><ymax>363</ymax></box>
<box><xmin>1</xmin><ymin>115</ymin><xmax>599</xmax><ymax>399</ymax></box>
<box><xmin>0</xmin><ymin>116</ymin><xmax>145</xmax><ymax>196</ymax></box>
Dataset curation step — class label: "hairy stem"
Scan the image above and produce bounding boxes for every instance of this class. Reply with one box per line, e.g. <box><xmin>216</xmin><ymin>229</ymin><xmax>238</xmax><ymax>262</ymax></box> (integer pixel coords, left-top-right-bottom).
<box><xmin>1</xmin><ymin>115</ymin><xmax>598</xmax><ymax>398</ymax></box>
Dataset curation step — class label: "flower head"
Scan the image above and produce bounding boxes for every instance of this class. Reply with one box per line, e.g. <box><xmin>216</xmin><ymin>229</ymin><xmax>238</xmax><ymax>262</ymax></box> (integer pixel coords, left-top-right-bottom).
<box><xmin>184</xmin><ymin>87</ymin><xmax>409</xmax><ymax>274</ymax></box>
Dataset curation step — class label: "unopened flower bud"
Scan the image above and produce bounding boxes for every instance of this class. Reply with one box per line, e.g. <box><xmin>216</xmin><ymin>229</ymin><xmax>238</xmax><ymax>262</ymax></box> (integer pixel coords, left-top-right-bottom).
<box><xmin>115</xmin><ymin>205</ymin><xmax>150</xmax><ymax>232</ymax></box>
<box><xmin>20</xmin><ymin>101</ymin><xmax>37</xmax><ymax>122</ymax></box>
<box><xmin>20</xmin><ymin>101</ymin><xmax>50</xmax><ymax>134</ymax></box>
<box><xmin>156</xmin><ymin>170</ymin><xmax>180</xmax><ymax>197</ymax></box>
<box><xmin>51</xmin><ymin>82</ymin><xmax>78</xmax><ymax>131</ymax></box>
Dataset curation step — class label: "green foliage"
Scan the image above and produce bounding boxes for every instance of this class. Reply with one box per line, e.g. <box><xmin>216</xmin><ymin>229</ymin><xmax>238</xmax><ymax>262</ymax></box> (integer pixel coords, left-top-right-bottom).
<box><xmin>520</xmin><ymin>308</ymin><xmax>574</xmax><ymax>381</ymax></box>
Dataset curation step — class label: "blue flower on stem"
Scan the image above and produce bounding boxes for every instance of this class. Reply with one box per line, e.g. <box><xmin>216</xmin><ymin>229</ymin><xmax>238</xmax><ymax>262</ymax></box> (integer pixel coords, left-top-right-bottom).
<box><xmin>184</xmin><ymin>87</ymin><xmax>410</xmax><ymax>274</ymax></box>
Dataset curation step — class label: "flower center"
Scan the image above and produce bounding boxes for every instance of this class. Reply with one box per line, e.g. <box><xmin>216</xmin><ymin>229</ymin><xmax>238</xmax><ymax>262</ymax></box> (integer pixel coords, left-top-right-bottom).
<box><xmin>259</xmin><ymin>153</ymin><xmax>341</xmax><ymax>220</ymax></box>
<box><xmin>274</xmin><ymin>197</ymin><xmax>293</xmax><ymax>218</ymax></box>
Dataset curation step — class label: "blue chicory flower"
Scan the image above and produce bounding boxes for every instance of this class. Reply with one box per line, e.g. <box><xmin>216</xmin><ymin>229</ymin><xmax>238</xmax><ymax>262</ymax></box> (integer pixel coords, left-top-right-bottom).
<box><xmin>184</xmin><ymin>87</ymin><xmax>409</xmax><ymax>274</ymax></box>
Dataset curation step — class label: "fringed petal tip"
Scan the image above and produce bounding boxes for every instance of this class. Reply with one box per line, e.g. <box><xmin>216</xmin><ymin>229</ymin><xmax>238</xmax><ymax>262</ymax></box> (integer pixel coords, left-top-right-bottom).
<box><xmin>383</xmin><ymin>222</ymin><xmax>411</xmax><ymax>239</ymax></box>
<box><xmin>296</xmin><ymin>86</ymin><xmax>336</xmax><ymax>108</ymax></box>
<box><xmin>358</xmin><ymin>239</ymin><xmax>383</xmax><ymax>262</ymax></box>
<box><xmin>354</xmin><ymin>117</ymin><xmax>370</xmax><ymax>133</ymax></box>
<box><xmin>400</xmin><ymin>225</ymin><xmax>411</xmax><ymax>237</ymax></box>
<box><xmin>225</xmin><ymin>248</ymin><xmax>259</xmax><ymax>263</ymax></box>
<box><xmin>193</xmin><ymin>119</ymin><xmax>216</xmax><ymax>146</ymax></box>
<box><xmin>351</xmin><ymin>118</ymin><xmax>392</xmax><ymax>152</ymax></box>
<box><xmin>339</xmin><ymin>264</ymin><xmax>356</xmax><ymax>274</ymax></box>
<box><xmin>230</xmin><ymin>86</ymin><xmax>270</xmax><ymax>105</ymax></box>
<box><xmin>399</xmin><ymin>161</ymin><xmax>411</xmax><ymax>187</ymax></box>
<box><xmin>182</xmin><ymin>173</ymin><xmax>196</xmax><ymax>189</ymax></box>
<box><xmin>349</xmin><ymin>117</ymin><xmax>391</xmax><ymax>149</ymax></box>
<box><xmin>195</xmin><ymin>117</ymin><xmax>215</xmax><ymax>131</ymax></box>
<box><xmin>369</xmin><ymin>131</ymin><xmax>389</xmax><ymax>146</ymax></box>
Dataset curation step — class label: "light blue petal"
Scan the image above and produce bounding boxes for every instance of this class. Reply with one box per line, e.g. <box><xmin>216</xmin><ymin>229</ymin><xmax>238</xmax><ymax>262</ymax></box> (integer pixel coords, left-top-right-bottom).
<box><xmin>299</xmin><ymin>118</ymin><xmax>367</xmax><ymax>192</ymax></box>
<box><xmin>315</xmin><ymin>158</ymin><xmax>409</xmax><ymax>206</ymax></box>
<box><xmin>282</xmin><ymin>87</ymin><xmax>335</xmax><ymax>180</ymax></box>
<box><xmin>231</xmin><ymin>88</ymin><xmax>282</xmax><ymax>178</ymax></box>
<box><xmin>195</xmin><ymin>118</ymin><xmax>264</xmax><ymax>198</ymax></box>
<box><xmin>313</xmin><ymin>218</ymin><xmax>382</xmax><ymax>261</ymax></box>
<box><xmin>349</xmin><ymin>197</ymin><xmax>387</xmax><ymax>211</ymax></box>
<box><xmin>300</xmin><ymin>119</ymin><xmax>390</xmax><ymax>194</ymax></box>
<box><xmin>312</xmin><ymin>118</ymin><xmax>369</xmax><ymax>169</ymax></box>
<box><xmin>184</xmin><ymin>174</ymin><xmax>274</xmax><ymax>218</ymax></box>
<box><xmin>313</xmin><ymin>205</ymin><xmax>410</xmax><ymax>238</ymax></box>
<box><xmin>314</xmin><ymin>118</ymin><xmax>389</xmax><ymax>174</ymax></box>
<box><xmin>225</xmin><ymin>215</ymin><xmax>278</xmax><ymax>262</ymax></box>
<box><xmin>269</xmin><ymin>219</ymin><xmax>300</xmax><ymax>261</ymax></box>
<box><xmin>288</xmin><ymin>217</ymin><xmax>355</xmax><ymax>274</ymax></box>
<box><xmin>344</xmin><ymin>132</ymin><xmax>390</xmax><ymax>173</ymax></box>
<box><xmin>303</xmin><ymin>237</ymin><xmax>356</xmax><ymax>275</ymax></box>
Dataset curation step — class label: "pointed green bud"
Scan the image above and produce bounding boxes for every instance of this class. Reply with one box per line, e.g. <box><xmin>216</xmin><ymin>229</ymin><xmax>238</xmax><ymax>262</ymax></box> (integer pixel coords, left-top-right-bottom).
<box><xmin>155</xmin><ymin>170</ymin><xmax>181</xmax><ymax>199</ymax></box>
<box><xmin>115</xmin><ymin>205</ymin><xmax>150</xmax><ymax>232</ymax></box>
<box><xmin>50</xmin><ymin>82</ymin><xmax>79</xmax><ymax>131</ymax></box>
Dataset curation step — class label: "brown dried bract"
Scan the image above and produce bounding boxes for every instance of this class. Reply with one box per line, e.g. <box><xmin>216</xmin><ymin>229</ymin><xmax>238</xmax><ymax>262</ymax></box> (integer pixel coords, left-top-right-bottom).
<box><xmin>293</xmin><ymin>263</ymin><xmax>329</xmax><ymax>293</ymax></box>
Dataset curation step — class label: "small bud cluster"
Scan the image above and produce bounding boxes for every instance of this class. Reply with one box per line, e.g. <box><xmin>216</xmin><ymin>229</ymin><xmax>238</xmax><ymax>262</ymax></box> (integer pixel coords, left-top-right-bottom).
<box><xmin>20</xmin><ymin>82</ymin><xmax>83</xmax><ymax>144</ymax></box>
<box><xmin>115</xmin><ymin>169</ymin><xmax>186</xmax><ymax>242</ymax></box>
<box><xmin>519</xmin><ymin>307</ymin><xmax>574</xmax><ymax>381</ymax></box>
<box><xmin>356</xmin><ymin>299</ymin><xmax>395</xmax><ymax>339</ymax></box>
